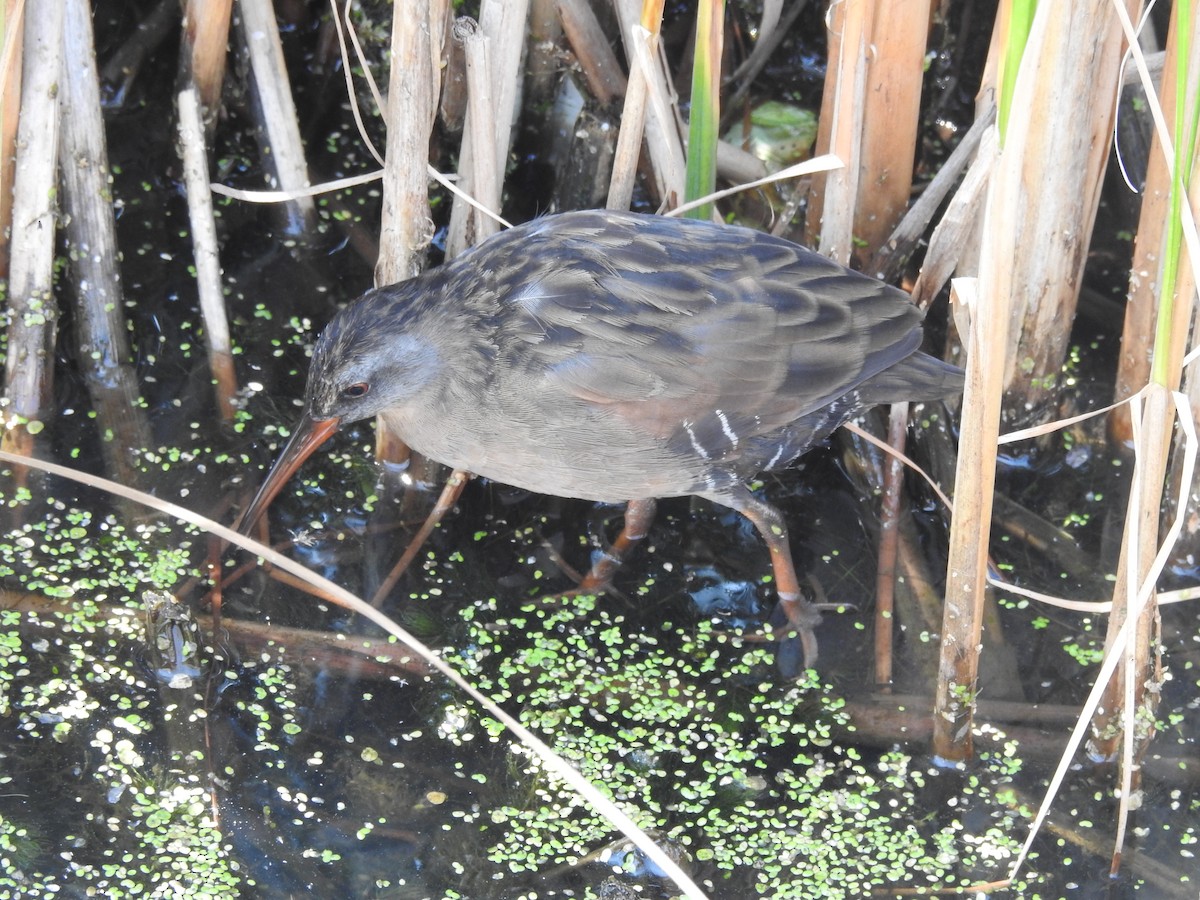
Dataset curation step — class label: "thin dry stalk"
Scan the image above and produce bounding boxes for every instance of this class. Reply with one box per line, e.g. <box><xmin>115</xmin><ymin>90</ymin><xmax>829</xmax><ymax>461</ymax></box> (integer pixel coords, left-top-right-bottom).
<box><xmin>1110</xmin><ymin>39</ymin><xmax>1175</xmax><ymax>447</ymax></box>
<box><xmin>177</xmin><ymin>86</ymin><xmax>237</xmax><ymax>423</ymax></box>
<box><xmin>370</xmin><ymin>470</ymin><xmax>469</xmax><ymax>608</ymax></box>
<box><xmin>60</xmin><ymin>0</ymin><xmax>153</xmax><ymax>486</ymax></box>
<box><xmin>910</xmin><ymin>121</ymin><xmax>997</xmax><ymax>309</ymax></box>
<box><xmin>805</xmin><ymin>0</ymin><xmax>873</xmax><ymax>262</ymax></box>
<box><xmin>1093</xmin><ymin>0</ymin><xmax>1200</xmax><ymax>767</ymax></box>
<box><xmin>1</xmin><ymin>1</ymin><xmax>63</xmax><ymax>465</ymax></box>
<box><xmin>181</xmin><ymin>0</ymin><xmax>233</xmax><ymax>122</ymax></box>
<box><xmin>0</xmin><ymin>0</ymin><xmax>25</xmax><ymax>279</ymax></box>
<box><xmin>236</xmin><ymin>0</ymin><xmax>316</xmax><ymax>234</ymax></box>
<box><xmin>852</xmin><ymin>0</ymin><xmax>931</xmax><ymax>261</ymax></box>
<box><xmin>873</xmin><ymin>402</ymin><xmax>908</xmax><ymax>689</ymax></box>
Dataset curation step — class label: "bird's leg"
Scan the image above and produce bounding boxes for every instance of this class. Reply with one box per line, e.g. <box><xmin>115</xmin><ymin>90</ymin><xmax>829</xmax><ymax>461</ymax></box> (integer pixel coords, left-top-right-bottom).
<box><xmin>710</xmin><ymin>485</ymin><xmax>822</xmax><ymax>669</ymax></box>
<box><xmin>577</xmin><ymin>498</ymin><xmax>658</xmax><ymax>593</ymax></box>
<box><xmin>370</xmin><ymin>469</ymin><xmax>471</xmax><ymax>608</ymax></box>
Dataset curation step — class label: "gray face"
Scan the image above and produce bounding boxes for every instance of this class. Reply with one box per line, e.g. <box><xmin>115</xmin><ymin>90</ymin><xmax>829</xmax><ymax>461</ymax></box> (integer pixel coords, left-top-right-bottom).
<box><xmin>305</xmin><ymin>291</ymin><xmax>441</xmax><ymax>425</ymax></box>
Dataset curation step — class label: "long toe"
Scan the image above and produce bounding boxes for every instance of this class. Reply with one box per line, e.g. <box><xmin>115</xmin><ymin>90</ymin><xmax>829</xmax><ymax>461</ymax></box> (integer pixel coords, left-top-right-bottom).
<box><xmin>778</xmin><ymin>593</ymin><xmax>822</xmax><ymax>670</ymax></box>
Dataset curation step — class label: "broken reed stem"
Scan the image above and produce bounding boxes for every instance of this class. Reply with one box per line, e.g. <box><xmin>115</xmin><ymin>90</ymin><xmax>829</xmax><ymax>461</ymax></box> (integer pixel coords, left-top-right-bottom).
<box><xmin>874</xmin><ymin>103</ymin><xmax>993</xmax><ymax>289</ymax></box>
<box><xmin>457</xmin><ymin>16</ymin><xmax>502</xmax><ymax>245</ymax></box>
<box><xmin>608</xmin><ymin>0</ymin><xmax>665</xmax><ymax>210</ymax></box>
<box><xmin>446</xmin><ymin>0</ymin><xmax>530</xmax><ymax>257</ymax></box>
<box><xmin>374</xmin><ymin>0</ymin><xmax>445</xmax><ymax>472</ymax></box>
<box><xmin>935</xmin><ymin>274</ymin><xmax>999</xmax><ymax>762</ymax></box>
<box><xmin>910</xmin><ymin>118</ymin><xmax>997</xmax><ymax>310</ymax></box>
<box><xmin>995</xmin><ymin>0</ymin><xmax>1135</xmax><ymax>420</ymax></box>
<box><xmin>1</xmin><ymin>1</ymin><xmax>63</xmax><ymax>472</ymax></box>
<box><xmin>376</xmin><ymin>0</ymin><xmax>443</xmax><ymax>285</ymax></box>
<box><xmin>177</xmin><ymin>86</ymin><xmax>237</xmax><ymax>423</ymax></box>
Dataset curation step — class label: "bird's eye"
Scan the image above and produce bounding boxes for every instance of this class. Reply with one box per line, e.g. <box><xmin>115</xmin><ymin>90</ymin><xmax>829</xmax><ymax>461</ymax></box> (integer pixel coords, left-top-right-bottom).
<box><xmin>342</xmin><ymin>382</ymin><xmax>369</xmax><ymax>399</ymax></box>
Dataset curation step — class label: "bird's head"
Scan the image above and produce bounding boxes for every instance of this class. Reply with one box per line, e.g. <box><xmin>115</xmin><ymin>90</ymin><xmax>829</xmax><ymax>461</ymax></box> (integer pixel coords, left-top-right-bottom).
<box><xmin>238</xmin><ymin>284</ymin><xmax>441</xmax><ymax>535</ymax></box>
<box><xmin>305</xmin><ymin>286</ymin><xmax>441</xmax><ymax>426</ymax></box>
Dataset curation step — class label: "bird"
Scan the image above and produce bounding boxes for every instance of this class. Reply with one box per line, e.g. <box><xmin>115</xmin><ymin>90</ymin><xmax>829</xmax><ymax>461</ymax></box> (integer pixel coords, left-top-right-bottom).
<box><xmin>239</xmin><ymin>209</ymin><xmax>963</xmax><ymax>666</ymax></box>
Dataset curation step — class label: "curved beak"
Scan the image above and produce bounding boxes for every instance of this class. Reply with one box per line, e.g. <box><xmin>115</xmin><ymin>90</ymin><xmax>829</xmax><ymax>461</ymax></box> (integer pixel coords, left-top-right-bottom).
<box><xmin>238</xmin><ymin>413</ymin><xmax>342</xmax><ymax>536</ymax></box>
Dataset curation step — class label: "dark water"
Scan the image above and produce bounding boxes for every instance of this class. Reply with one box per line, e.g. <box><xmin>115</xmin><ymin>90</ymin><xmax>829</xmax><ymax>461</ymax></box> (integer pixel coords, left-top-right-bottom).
<box><xmin>1</xmin><ymin>1</ymin><xmax>1196</xmax><ymax>898</ymax></box>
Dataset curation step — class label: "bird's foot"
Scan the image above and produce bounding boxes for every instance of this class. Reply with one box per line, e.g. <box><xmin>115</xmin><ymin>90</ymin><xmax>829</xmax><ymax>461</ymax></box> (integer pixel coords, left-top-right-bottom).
<box><xmin>733</xmin><ymin>584</ymin><xmax>838</xmax><ymax>671</ymax></box>
<box><xmin>772</xmin><ymin>591</ymin><xmax>822</xmax><ymax>670</ymax></box>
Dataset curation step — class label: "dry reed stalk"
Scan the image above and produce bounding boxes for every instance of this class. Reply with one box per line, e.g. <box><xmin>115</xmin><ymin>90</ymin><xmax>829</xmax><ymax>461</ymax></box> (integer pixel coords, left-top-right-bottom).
<box><xmin>608</xmin><ymin>0</ymin><xmax>665</xmax><ymax>211</ymax></box>
<box><xmin>1092</xmin><ymin>2</ymin><xmax>1200</xmax><ymax>767</ymax></box>
<box><xmin>994</xmin><ymin>1</ymin><xmax>1136</xmax><ymax>422</ymax></box>
<box><xmin>60</xmin><ymin>0</ymin><xmax>153</xmax><ymax>486</ymax></box>
<box><xmin>557</xmin><ymin>0</ymin><xmax>626</xmax><ymax>105</ymax></box>
<box><xmin>1110</xmin><ymin>39</ymin><xmax>1175</xmax><ymax>448</ymax></box>
<box><xmin>181</xmin><ymin>0</ymin><xmax>233</xmax><ymax>122</ymax></box>
<box><xmin>236</xmin><ymin>0</ymin><xmax>316</xmax><ymax>234</ymax></box>
<box><xmin>852</xmin><ymin>0</ymin><xmax>931</xmax><ymax>261</ymax></box>
<box><xmin>177</xmin><ymin>86</ymin><xmax>237</xmax><ymax>423</ymax></box>
<box><xmin>446</xmin><ymin>0</ymin><xmax>530</xmax><ymax>257</ymax></box>
<box><xmin>613</xmin><ymin>0</ymin><xmax>685</xmax><ymax>207</ymax></box>
<box><xmin>909</xmin><ymin>119</ymin><xmax>996</xmax><ymax>309</ymax></box>
<box><xmin>0</xmin><ymin>0</ymin><xmax>24</xmax><ymax>279</ymax></box>
<box><xmin>1092</xmin><ymin>386</ymin><xmax>1172</xmax><ymax>754</ymax></box>
<box><xmin>1</xmin><ymin>1</ymin><xmax>62</xmax><ymax>469</ymax></box>
<box><xmin>374</xmin><ymin>0</ymin><xmax>446</xmax><ymax>482</ymax></box>
<box><xmin>0</xmin><ymin>445</ymin><xmax>713</xmax><ymax>900</ymax></box>
<box><xmin>1162</xmin><ymin>51</ymin><xmax>1200</xmax><ymax>573</ymax></box>
<box><xmin>805</xmin><ymin>0</ymin><xmax>872</xmax><ymax>263</ymax></box>
<box><xmin>873</xmin><ymin>402</ymin><xmax>908</xmax><ymax>689</ymax></box>
<box><xmin>935</xmin><ymin>272</ymin><xmax>998</xmax><ymax>760</ymax></box>
<box><xmin>376</xmin><ymin>0</ymin><xmax>444</xmax><ymax>285</ymax></box>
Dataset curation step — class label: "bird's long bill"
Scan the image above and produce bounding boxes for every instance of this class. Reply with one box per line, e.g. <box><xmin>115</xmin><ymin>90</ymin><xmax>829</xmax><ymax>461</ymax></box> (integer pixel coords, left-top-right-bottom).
<box><xmin>238</xmin><ymin>413</ymin><xmax>342</xmax><ymax>536</ymax></box>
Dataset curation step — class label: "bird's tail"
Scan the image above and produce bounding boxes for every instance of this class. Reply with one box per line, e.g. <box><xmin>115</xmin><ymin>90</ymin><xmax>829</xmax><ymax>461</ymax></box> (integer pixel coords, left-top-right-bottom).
<box><xmin>859</xmin><ymin>351</ymin><xmax>964</xmax><ymax>403</ymax></box>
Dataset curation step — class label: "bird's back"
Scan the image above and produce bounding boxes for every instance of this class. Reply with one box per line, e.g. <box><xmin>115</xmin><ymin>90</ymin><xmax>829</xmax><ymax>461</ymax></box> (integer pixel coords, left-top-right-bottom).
<box><xmin>366</xmin><ymin>211</ymin><xmax>960</xmax><ymax>500</ymax></box>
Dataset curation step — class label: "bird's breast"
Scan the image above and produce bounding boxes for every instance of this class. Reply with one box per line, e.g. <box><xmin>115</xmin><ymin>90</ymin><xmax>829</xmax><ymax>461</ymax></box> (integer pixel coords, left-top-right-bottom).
<box><xmin>377</xmin><ymin>390</ymin><xmax>709</xmax><ymax>502</ymax></box>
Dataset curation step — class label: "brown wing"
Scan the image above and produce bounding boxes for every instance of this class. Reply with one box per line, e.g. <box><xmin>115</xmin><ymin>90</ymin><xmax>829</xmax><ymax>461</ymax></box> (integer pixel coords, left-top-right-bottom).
<box><xmin>475</xmin><ymin>211</ymin><xmax>925</xmax><ymax>465</ymax></box>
